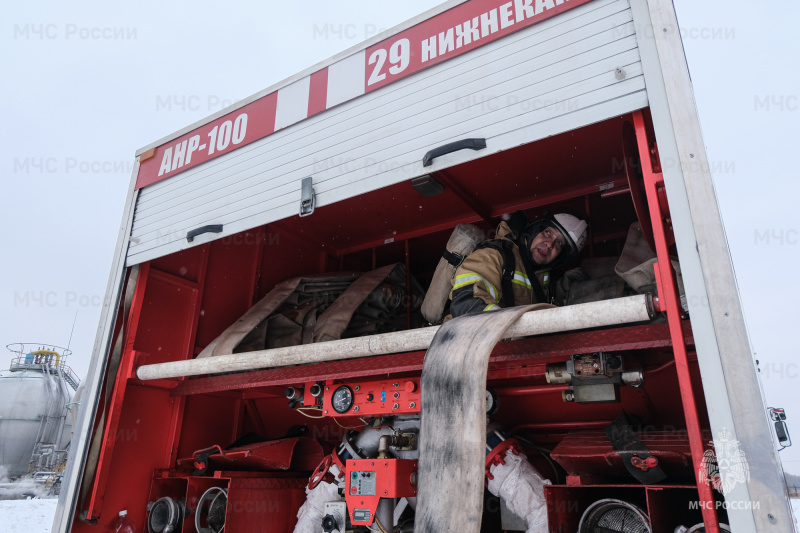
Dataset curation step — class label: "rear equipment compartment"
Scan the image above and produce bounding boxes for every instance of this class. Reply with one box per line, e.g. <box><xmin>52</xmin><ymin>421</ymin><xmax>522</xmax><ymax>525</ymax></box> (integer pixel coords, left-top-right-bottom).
<box><xmin>59</xmin><ymin>0</ymin><xmax>789</xmax><ymax>532</ymax></box>
<box><xmin>74</xmin><ymin>111</ymin><xmax>725</xmax><ymax>533</ymax></box>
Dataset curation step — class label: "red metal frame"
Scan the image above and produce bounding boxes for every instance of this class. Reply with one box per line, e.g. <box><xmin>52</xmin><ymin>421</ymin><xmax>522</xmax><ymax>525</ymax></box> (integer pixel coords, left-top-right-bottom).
<box><xmin>405</xmin><ymin>239</ymin><xmax>412</xmax><ymax>329</ymax></box>
<box><xmin>83</xmin><ymin>250</ymin><xmax>212</xmax><ymax>525</ymax></box>
<box><xmin>631</xmin><ymin>110</ymin><xmax>719</xmax><ymax>533</ymax></box>
<box><xmin>434</xmin><ymin>169</ymin><xmax>493</xmax><ymax>221</ymax></box>
<box><xmin>249</xmin><ymin>228</ymin><xmax>266</xmax><ymax>306</ymax></box>
<box><xmin>84</xmin><ymin>263</ymin><xmax>151</xmax><ymax>519</ymax></box>
<box><xmin>333</xmin><ymin>175</ymin><xmax>630</xmax><ymax>257</ymax></box>
<box><xmin>164</xmin><ymin>245</ymin><xmax>209</xmax><ymax>467</ymax></box>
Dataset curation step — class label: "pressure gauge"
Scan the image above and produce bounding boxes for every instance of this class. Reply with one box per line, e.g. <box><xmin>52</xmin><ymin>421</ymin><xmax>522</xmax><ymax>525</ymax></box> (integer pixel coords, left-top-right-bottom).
<box><xmin>331</xmin><ymin>385</ymin><xmax>354</xmax><ymax>414</ymax></box>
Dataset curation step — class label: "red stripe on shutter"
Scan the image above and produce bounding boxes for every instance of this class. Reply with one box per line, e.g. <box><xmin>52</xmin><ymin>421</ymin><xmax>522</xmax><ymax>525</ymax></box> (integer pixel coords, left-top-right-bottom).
<box><xmin>307</xmin><ymin>68</ymin><xmax>329</xmax><ymax>117</ymax></box>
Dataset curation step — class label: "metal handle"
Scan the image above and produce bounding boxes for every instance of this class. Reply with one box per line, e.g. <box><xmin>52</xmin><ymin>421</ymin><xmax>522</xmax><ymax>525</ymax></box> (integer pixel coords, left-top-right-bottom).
<box><xmin>422</xmin><ymin>138</ymin><xmax>486</xmax><ymax>167</ymax></box>
<box><xmin>186</xmin><ymin>224</ymin><xmax>223</xmax><ymax>242</ymax></box>
<box><xmin>300</xmin><ymin>176</ymin><xmax>316</xmax><ymax>217</ymax></box>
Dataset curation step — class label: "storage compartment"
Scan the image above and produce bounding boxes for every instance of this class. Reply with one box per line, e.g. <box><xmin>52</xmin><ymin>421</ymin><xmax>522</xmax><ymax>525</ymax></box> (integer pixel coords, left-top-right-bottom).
<box><xmin>73</xmin><ymin>111</ymin><xmax>717</xmax><ymax>533</ymax></box>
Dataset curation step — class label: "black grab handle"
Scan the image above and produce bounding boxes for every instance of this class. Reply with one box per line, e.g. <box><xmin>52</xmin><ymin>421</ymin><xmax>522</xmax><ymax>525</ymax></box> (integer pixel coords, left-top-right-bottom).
<box><xmin>187</xmin><ymin>224</ymin><xmax>223</xmax><ymax>242</ymax></box>
<box><xmin>422</xmin><ymin>138</ymin><xmax>486</xmax><ymax>167</ymax></box>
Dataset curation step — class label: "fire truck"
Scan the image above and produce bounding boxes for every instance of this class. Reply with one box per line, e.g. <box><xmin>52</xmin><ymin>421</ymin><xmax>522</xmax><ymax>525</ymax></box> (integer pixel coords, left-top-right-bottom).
<box><xmin>54</xmin><ymin>0</ymin><xmax>794</xmax><ymax>531</ymax></box>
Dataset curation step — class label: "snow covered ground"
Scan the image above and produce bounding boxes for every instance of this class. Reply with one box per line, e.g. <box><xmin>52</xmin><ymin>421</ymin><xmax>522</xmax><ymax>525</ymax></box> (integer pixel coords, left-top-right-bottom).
<box><xmin>0</xmin><ymin>498</ymin><xmax>57</xmax><ymax>532</ymax></box>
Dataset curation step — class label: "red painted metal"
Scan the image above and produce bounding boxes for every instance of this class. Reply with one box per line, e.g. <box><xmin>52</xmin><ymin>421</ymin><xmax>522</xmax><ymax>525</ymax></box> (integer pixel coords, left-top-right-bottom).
<box><xmin>80</xmin><ymin>251</ymin><xmax>216</xmax><ymax>528</ymax></box>
<box><xmin>149</xmin><ymin>267</ymin><xmax>200</xmax><ymax>290</ymax></box>
<box><xmin>551</xmin><ymin>429</ymin><xmax>710</xmax><ymax>479</ymax></box>
<box><xmin>631</xmin><ymin>110</ymin><xmax>719</xmax><ymax>533</ymax></box>
<box><xmin>513</xmin><ymin>420</ymin><xmax>613</xmax><ymax>433</ymax></box>
<box><xmin>600</xmin><ymin>183</ymin><xmax>633</xmax><ymax>199</ymax></box>
<box><xmin>583</xmin><ymin>194</ymin><xmax>594</xmax><ymax>258</ymax></box>
<box><xmin>495</xmin><ymin>385</ymin><xmax>568</xmax><ymax>396</ymax></box>
<box><xmin>304</xmin><ymin>381</ymin><xmax>321</xmax><ymax>407</ymax></box>
<box><xmin>332</xmin><ymin>175</ymin><xmax>630</xmax><ymax>258</ymax></box>
<box><xmin>195</xmin><ymin>234</ymin><xmax>266</xmax><ymax>349</ymax></box>
<box><xmin>232</xmin><ymin>398</ymin><xmax>245</xmax><ymax>444</ymax></box>
<box><xmin>75</xmin><ymin>383</ymin><xmax>179</xmax><ymax>530</ymax></box>
<box><xmin>178</xmin><ymin>437</ymin><xmax>326</xmax><ymax>473</ymax></box>
<box><xmin>224</xmin><ymin>476</ymin><xmax>307</xmax><ymax>532</ymax></box>
<box><xmin>84</xmin><ymin>262</ymin><xmax>151</xmax><ymax>519</ymax></box>
<box><xmin>334</xmin><ymin>214</ymin><xmax>484</xmax><ymax>257</ymax></box>
<box><xmin>136</xmin><ymin>377</ymin><xmax>180</xmax><ymax>390</ymax></box>
<box><xmin>175</xmin><ymin>394</ymin><xmax>241</xmax><ymax>464</ymax></box>
<box><xmin>165</xmin><ymin>394</ymin><xmax>187</xmax><ymax>470</ymax></box>
<box><xmin>270</xmin><ymin>220</ymin><xmax>329</xmax><ymax>251</ymax></box>
<box><xmin>434</xmin><ymin>169</ymin><xmax>493</xmax><ymax>221</ymax></box>
<box><xmin>345</xmin><ymin>458</ymin><xmax>418</xmax><ymax>526</ymax></box>
<box><xmin>165</xmin><ymin>245</ymin><xmax>209</xmax><ymax>467</ymax></box>
<box><xmin>244</xmin><ymin>399</ymin><xmax>269</xmax><ymax>436</ymax></box>
<box><xmin>249</xmin><ymin>229</ymin><xmax>265</xmax><ymax>305</ymax></box>
<box><xmin>493</xmin><ymin>176</ymin><xmax>630</xmax><ymax>217</ymax></box>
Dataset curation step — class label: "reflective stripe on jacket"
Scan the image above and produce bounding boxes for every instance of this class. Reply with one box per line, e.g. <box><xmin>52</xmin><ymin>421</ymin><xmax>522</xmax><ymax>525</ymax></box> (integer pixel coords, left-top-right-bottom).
<box><xmin>447</xmin><ymin>221</ymin><xmax>541</xmax><ymax>318</ymax></box>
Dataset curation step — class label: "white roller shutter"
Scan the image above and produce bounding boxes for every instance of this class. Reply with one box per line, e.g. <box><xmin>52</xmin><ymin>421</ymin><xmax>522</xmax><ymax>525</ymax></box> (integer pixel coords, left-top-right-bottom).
<box><xmin>127</xmin><ymin>0</ymin><xmax>646</xmax><ymax>265</ymax></box>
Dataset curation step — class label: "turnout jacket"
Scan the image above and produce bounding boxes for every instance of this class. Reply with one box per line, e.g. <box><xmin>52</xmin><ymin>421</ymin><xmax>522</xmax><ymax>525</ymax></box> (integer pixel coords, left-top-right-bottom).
<box><xmin>448</xmin><ymin>221</ymin><xmax>548</xmax><ymax>317</ymax></box>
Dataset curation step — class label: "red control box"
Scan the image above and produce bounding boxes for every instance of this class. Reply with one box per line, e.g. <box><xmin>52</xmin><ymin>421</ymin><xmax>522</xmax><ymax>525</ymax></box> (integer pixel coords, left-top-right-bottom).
<box><xmin>322</xmin><ymin>378</ymin><xmax>421</xmax><ymax>417</ymax></box>
<box><xmin>344</xmin><ymin>458</ymin><xmax>418</xmax><ymax>526</ymax></box>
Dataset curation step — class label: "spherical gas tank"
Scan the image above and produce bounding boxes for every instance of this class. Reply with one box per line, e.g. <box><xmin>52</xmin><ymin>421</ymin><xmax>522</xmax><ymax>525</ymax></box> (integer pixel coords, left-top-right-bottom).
<box><xmin>0</xmin><ymin>362</ymin><xmax>74</xmax><ymax>477</ymax></box>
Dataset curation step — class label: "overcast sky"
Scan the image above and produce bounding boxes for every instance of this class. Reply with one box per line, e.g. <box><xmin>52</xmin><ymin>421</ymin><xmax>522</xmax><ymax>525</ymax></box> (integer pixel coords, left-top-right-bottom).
<box><xmin>1</xmin><ymin>0</ymin><xmax>798</xmax><ymax>484</ymax></box>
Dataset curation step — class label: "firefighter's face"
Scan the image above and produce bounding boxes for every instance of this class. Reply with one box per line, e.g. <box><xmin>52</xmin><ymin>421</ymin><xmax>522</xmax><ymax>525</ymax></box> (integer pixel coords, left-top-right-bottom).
<box><xmin>530</xmin><ymin>226</ymin><xmax>565</xmax><ymax>265</ymax></box>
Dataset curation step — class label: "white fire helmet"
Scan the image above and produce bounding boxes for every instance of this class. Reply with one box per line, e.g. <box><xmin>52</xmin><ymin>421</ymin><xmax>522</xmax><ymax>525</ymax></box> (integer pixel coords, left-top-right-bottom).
<box><xmin>552</xmin><ymin>213</ymin><xmax>588</xmax><ymax>256</ymax></box>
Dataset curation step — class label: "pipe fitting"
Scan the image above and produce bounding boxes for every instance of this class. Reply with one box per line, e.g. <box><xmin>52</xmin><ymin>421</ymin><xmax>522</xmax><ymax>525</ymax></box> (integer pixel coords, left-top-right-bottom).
<box><xmin>545</xmin><ymin>363</ymin><xmax>571</xmax><ymax>384</ymax></box>
<box><xmin>377</xmin><ymin>433</ymin><xmax>413</xmax><ymax>459</ymax></box>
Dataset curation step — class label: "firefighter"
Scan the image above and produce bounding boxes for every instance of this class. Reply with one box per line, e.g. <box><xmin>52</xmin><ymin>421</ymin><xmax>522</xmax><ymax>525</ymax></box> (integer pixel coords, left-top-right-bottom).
<box><xmin>448</xmin><ymin>212</ymin><xmax>588</xmax><ymax>317</ymax></box>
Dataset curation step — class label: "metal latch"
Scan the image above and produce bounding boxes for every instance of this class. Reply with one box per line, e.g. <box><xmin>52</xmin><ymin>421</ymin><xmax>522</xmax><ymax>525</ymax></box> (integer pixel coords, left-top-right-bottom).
<box><xmin>300</xmin><ymin>176</ymin><xmax>315</xmax><ymax>217</ymax></box>
<box><xmin>769</xmin><ymin>407</ymin><xmax>792</xmax><ymax>448</ymax></box>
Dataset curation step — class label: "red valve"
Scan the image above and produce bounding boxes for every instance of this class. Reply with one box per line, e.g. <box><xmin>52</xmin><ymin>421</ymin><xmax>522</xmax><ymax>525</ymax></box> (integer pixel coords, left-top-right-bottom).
<box><xmin>485</xmin><ymin>438</ymin><xmax>523</xmax><ymax>485</ymax></box>
<box><xmin>331</xmin><ymin>450</ymin><xmax>346</xmax><ymax>479</ymax></box>
<box><xmin>308</xmin><ymin>455</ymin><xmax>334</xmax><ymax>489</ymax></box>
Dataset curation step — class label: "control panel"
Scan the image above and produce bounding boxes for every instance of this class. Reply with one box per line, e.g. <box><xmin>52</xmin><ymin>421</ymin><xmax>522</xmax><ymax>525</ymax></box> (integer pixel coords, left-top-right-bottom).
<box><xmin>322</xmin><ymin>378</ymin><xmax>421</xmax><ymax>417</ymax></box>
<box><xmin>344</xmin><ymin>458</ymin><xmax>418</xmax><ymax>526</ymax></box>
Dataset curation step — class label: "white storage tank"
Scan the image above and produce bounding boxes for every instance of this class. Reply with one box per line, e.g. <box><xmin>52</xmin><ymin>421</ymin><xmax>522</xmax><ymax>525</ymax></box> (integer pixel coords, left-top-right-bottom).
<box><xmin>0</xmin><ymin>343</ymin><xmax>80</xmax><ymax>478</ymax></box>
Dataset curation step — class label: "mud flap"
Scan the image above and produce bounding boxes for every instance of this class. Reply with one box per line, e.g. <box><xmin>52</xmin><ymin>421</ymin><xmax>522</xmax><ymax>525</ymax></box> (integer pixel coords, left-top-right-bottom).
<box><xmin>416</xmin><ymin>304</ymin><xmax>551</xmax><ymax>532</ymax></box>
